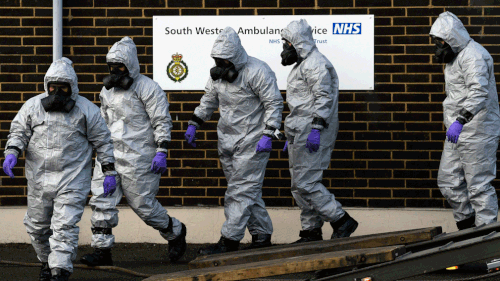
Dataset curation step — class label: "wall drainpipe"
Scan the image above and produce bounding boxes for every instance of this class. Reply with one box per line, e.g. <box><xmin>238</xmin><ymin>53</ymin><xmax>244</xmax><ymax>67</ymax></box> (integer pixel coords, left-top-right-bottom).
<box><xmin>53</xmin><ymin>0</ymin><xmax>62</xmax><ymax>61</ymax></box>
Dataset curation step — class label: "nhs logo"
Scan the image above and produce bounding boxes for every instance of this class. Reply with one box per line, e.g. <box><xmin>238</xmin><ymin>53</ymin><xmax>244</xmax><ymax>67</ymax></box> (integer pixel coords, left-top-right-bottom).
<box><xmin>332</xmin><ymin>23</ymin><xmax>362</xmax><ymax>34</ymax></box>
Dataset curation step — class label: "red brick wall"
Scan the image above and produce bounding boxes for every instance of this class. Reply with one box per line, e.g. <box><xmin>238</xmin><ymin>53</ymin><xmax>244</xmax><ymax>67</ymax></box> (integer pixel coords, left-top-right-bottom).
<box><xmin>1</xmin><ymin>0</ymin><xmax>500</xmax><ymax>208</ymax></box>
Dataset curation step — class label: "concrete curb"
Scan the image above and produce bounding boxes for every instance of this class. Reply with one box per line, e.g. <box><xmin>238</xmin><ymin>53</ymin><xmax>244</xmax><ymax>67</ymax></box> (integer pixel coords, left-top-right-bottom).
<box><xmin>0</xmin><ymin>206</ymin><xmax>460</xmax><ymax>244</ymax></box>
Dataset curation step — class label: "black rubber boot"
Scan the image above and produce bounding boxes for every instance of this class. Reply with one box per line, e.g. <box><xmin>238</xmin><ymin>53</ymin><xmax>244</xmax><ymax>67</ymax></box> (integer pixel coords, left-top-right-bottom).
<box><xmin>49</xmin><ymin>268</ymin><xmax>71</xmax><ymax>281</ymax></box>
<box><xmin>198</xmin><ymin>236</ymin><xmax>240</xmax><ymax>256</ymax></box>
<box><xmin>80</xmin><ymin>248</ymin><xmax>113</xmax><ymax>266</ymax></box>
<box><xmin>292</xmin><ymin>228</ymin><xmax>323</xmax><ymax>244</ymax></box>
<box><xmin>330</xmin><ymin>212</ymin><xmax>359</xmax><ymax>239</ymax></box>
<box><xmin>39</xmin><ymin>262</ymin><xmax>51</xmax><ymax>281</ymax></box>
<box><xmin>457</xmin><ymin>215</ymin><xmax>476</xmax><ymax>230</ymax></box>
<box><xmin>80</xmin><ymin>227</ymin><xmax>113</xmax><ymax>266</ymax></box>
<box><xmin>244</xmin><ymin>234</ymin><xmax>272</xmax><ymax>250</ymax></box>
<box><xmin>167</xmin><ymin>223</ymin><xmax>187</xmax><ymax>262</ymax></box>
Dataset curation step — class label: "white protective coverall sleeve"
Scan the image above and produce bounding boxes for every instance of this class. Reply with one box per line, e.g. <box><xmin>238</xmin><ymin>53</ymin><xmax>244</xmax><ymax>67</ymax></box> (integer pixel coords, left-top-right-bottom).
<box><xmin>281</xmin><ymin>19</ymin><xmax>345</xmax><ymax>231</ymax></box>
<box><xmin>90</xmin><ymin>37</ymin><xmax>181</xmax><ymax>249</ymax></box>
<box><xmin>250</xmin><ymin>61</ymin><xmax>283</xmax><ymax>134</ymax></box>
<box><xmin>191</xmin><ymin>27</ymin><xmax>283</xmax><ymax>241</ymax></box>
<box><xmin>191</xmin><ymin>78</ymin><xmax>220</xmax><ymax>127</ymax></box>
<box><xmin>431</xmin><ymin>12</ymin><xmax>500</xmax><ymax>226</ymax></box>
<box><xmin>6</xmin><ymin>57</ymin><xmax>114</xmax><ymax>273</ymax></box>
<box><xmin>4</xmin><ymin>101</ymin><xmax>34</xmax><ymax>158</ymax></box>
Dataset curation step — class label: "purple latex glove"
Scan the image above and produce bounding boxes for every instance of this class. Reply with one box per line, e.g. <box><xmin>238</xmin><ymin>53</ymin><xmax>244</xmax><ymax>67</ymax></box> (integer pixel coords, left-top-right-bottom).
<box><xmin>103</xmin><ymin>175</ymin><xmax>117</xmax><ymax>198</ymax></box>
<box><xmin>2</xmin><ymin>154</ymin><xmax>17</xmax><ymax>179</ymax></box>
<box><xmin>306</xmin><ymin>129</ymin><xmax>321</xmax><ymax>153</ymax></box>
<box><xmin>446</xmin><ymin>120</ymin><xmax>463</xmax><ymax>144</ymax></box>
<box><xmin>151</xmin><ymin>152</ymin><xmax>167</xmax><ymax>174</ymax></box>
<box><xmin>256</xmin><ymin>135</ymin><xmax>273</xmax><ymax>152</ymax></box>
<box><xmin>283</xmin><ymin>141</ymin><xmax>288</xmax><ymax>152</ymax></box>
<box><xmin>185</xmin><ymin>125</ymin><xmax>197</xmax><ymax>148</ymax></box>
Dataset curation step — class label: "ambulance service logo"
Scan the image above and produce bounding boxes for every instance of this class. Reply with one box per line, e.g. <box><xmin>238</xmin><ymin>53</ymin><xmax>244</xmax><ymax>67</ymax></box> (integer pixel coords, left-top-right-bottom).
<box><xmin>167</xmin><ymin>53</ymin><xmax>188</xmax><ymax>83</ymax></box>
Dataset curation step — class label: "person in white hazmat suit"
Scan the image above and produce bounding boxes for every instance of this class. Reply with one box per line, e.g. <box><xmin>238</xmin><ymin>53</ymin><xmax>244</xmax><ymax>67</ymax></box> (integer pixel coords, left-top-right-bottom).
<box><xmin>2</xmin><ymin>57</ymin><xmax>117</xmax><ymax>281</ymax></box>
<box><xmin>184</xmin><ymin>27</ymin><xmax>283</xmax><ymax>254</ymax></box>
<box><xmin>79</xmin><ymin>37</ymin><xmax>187</xmax><ymax>266</ymax></box>
<box><xmin>280</xmin><ymin>19</ymin><xmax>359</xmax><ymax>243</ymax></box>
<box><xmin>430</xmin><ymin>12</ymin><xmax>500</xmax><ymax>230</ymax></box>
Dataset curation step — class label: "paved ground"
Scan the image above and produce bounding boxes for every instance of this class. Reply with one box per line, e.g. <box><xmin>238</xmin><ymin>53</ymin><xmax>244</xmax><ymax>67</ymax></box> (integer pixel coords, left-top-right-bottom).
<box><xmin>0</xmin><ymin>243</ymin><xmax>499</xmax><ymax>281</ymax></box>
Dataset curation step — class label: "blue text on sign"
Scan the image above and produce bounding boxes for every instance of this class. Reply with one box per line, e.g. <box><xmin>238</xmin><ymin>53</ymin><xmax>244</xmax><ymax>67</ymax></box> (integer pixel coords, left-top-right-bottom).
<box><xmin>332</xmin><ymin>23</ymin><xmax>361</xmax><ymax>34</ymax></box>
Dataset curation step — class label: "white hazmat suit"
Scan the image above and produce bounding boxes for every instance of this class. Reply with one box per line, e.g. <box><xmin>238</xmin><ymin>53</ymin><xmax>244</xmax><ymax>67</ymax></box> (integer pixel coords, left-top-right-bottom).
<box><xmin>4</xmin><ymin>57</ymin><xmax>115</xmax><ymax>273</ymax></box>
<box><xmin>281</xmin><ymin>19</ymin><xmax>347</xmax><ymax>232</ymax></box>
<box><xmin>190</xmin><ymin>27</ymin><xmax>283</xmax><ymax>242</ymax></box>
<box><xmin>430</xmin><ymin>12</ymin><xmax>500</xmax><ymax>228</ymax></box>
<box><xmin>89</xmin><ymin>37</ymin><xmax>182</xmax><ymax>250</ymax></box>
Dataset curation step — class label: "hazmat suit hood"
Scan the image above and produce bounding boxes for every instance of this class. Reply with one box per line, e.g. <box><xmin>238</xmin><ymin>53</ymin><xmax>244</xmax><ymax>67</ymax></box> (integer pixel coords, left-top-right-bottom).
<box><xmin>281</xmin><ymin>19</ymin><xmax>316</xmax><ymax>60</ymax></box>
<box><xmin>430</xmin><ymin>11</ymin><xmax>471</xmax><ymax>54</ymax></box>
<box><xmin>44</xmin><ymin>57</ymin><xmax>79</xmax><ymax>100</ymax></box>
<box><xmin>106</xmin><ymin>36</ymin><xmax>140</xmax><ymax>80</ymax></box>
<box><xmin>210</xmin><ymin>27</ymin><xmax>248</xmax><ymax>71</ymax></box>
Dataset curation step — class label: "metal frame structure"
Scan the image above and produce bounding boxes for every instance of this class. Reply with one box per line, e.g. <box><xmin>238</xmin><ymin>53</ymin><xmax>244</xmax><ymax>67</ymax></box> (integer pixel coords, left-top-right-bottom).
<box><xmin>317</xmin><ymin>232</ymin><xmax>500</xmax><ymax>281</ymax></box>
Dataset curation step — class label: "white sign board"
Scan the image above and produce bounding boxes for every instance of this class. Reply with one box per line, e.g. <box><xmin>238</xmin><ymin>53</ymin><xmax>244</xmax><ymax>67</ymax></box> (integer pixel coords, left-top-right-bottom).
<box><xmin>153</xmin><ymin>15</ymin><xmax>374</xmax><ymax>91</ymax></box>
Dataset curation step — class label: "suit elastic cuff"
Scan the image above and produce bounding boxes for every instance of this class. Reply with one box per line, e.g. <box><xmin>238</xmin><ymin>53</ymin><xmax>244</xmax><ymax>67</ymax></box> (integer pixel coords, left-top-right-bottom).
<box><xmin>263</xmin><ymin>129</ymin><xmax>274</xmax><ymax>137</ymax></box>
<box><xmin>158</xmin><ymin>140</ymin><xmax>169</xmax><ymax>149</ymax></box>
<box><xmin>190</xmin><ymin>115</ymin><xmax>204</xmax><ymax>128</ymax></box>
<box><xmin>311</xmin><ymin>124</ymin><xmax>325</xmax><ymax>130</ymax></box>
<box><xmin>188</xmin><ymin>120</ymin><xmax>200</xmax><ymax>129</ymax></box>
<box><xmin>157</xmin><ymin>141</ymin><xmax>169</xmax><ymax>154</ymax></box>
<box><xmin>4</xmin><ymin>146</ymin><xmax>21</xmax><ymax>158</ymax></box>
<box><xmin>156</xmin><ymin>148</ymin><xmax>168</xmax><ymax>154</ymax></box>
<box><xmin>266</xmin><ymin>121</ymin><xmax>281</xmax><ymax>130</ymax></box>
<box><xmin>456</xmin><ymin>117</ymin><xmax>466</xmax><ymax>125</ymax></box>
<box><xmin>101</xmin><ymin>163</ymin><xmax>115</xmax><ymax>174</ymax></box>
<box><xmin>312</xmin><ymin>117</ymin><xmax>328</xmax><ymax>131</ymax></box>
<box><xmin>458</xmin><ymin>108</ymin><xmax>474</xmax><ymax>123</ymax></box>
<box><xmin>264</xmin><ymin>124</ymin><xmax>278</xmax><ymax>138</ymax></box>
<box><xmin>4</xmin><ymin>149</ymin><xmax>19</xmax><ymax>158</ymax></box>
<box><xmin>104</xmin><ymin>170</ymin><xmax>118</xmax><ymax>176</ymax></box>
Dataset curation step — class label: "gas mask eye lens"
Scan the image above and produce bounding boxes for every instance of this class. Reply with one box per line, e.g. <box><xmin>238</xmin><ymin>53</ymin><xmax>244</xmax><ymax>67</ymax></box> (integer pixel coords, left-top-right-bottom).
<box><xmin>59</xmin><ymin>85</ymin><xmax>69</xmax><ymax>92</ymax></box>
<box><xmin>48</xmin><ymin>83</ymin><xmax>71</xmax><ymax>96</ymax></box>
<box><xmin>108</xmin><ymin>63</ymin><xmax>126</xmax><ymax>74</ymax></box>
<box><xmin>108</xmin><ymin>63</ymin><xmax>124</xmax><ymax>68</ymax></box>
<box><xmin>214</xmin><ymin>58</ymin><xmax>225</xmax><ymax>67</ymax></box>
<box><xmin>432</xmin><ymin>36</ymin><xmax>445</xmax><ymax>47</ymax></box>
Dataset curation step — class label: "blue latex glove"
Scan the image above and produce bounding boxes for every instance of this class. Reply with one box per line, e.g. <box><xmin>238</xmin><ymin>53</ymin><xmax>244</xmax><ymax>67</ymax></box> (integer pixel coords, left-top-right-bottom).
<box><xmin>256</xmin><ymin>135</ymin><xmax>273</xmax><ymax>152</ymax></box>
<box><xmin>2</xmin><ymin>154</ymin><xmax>17</xmax><ymax>179</ymax></box>
<box><xmin>306</xmin><ymin>129</ymin><xmax>321</xmax><ymax>153</ymax></box>
<box><xmin>103</xmin><ymin>175</ymin><xmax>117</xmax><ymax>198</ymax></box>
<box><xmin>151</xmin><ymin>152</ymin><xmax>167</xmax><ymax>174</ymax></box>
<box><xmin>185</xmin><ymin>125</ymin><xmax>197</xmax><ymax>148</ymax></box>
<box><xmin>283</xmin><ymin>141</ymin><xmax>288</xmax><ymax>152</ymax></box>
<box><xmin>446</xmin><ymin>120</ymin><xmax>463</xmax><ymax>144</ymax></box>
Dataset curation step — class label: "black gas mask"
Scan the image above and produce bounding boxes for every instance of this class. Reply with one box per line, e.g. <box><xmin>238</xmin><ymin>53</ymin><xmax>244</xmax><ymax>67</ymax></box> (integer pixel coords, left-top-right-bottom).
<box><xmin>281</xmin><ymin>40</ymin><xmax>298</xmax><ymax>66</ymax></box>
<box><xmin>103</xmin><ymin>63</ymin><xmax>134</xmax><ymax>90</ymax></box>
<box><xmin>41</xmin><ymin>82</ymin><xmax>75</xmax><ymax>113</ymax></box>
<box><xmin>210</xmin><ymin>58</ymin><xmax>238</xmax><ymax>83</ymax></box>
<box><xmin>432</xmin><ymin>36</ymin><xmax>456</xmax><ymax>64</ymax></box>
